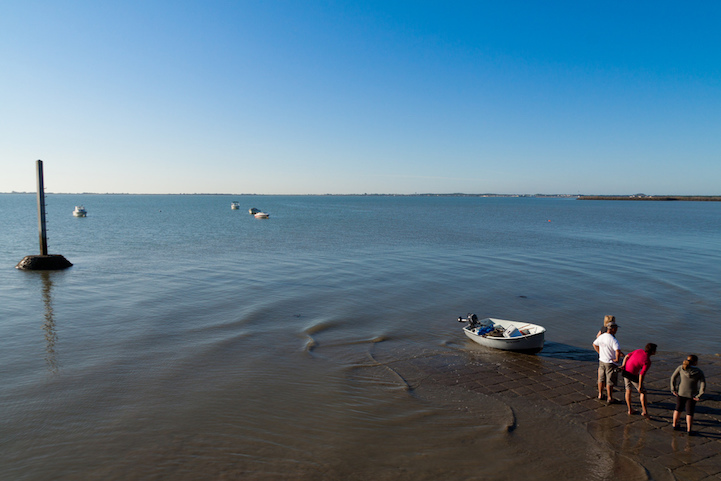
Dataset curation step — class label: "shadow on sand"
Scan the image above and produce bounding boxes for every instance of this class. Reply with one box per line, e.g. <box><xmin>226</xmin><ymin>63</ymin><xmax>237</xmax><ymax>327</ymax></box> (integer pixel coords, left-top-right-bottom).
<box><xmin>537</xmin><ymin>341</ymin><xmax>598</xmax><ymax>362</ymax></box>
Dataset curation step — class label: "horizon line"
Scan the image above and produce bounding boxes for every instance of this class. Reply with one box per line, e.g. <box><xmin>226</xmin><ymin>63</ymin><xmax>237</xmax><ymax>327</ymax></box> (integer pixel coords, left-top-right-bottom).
<box><xmin>3</xmin><ymin>192</ymin><xmax>721</xmax><ymax>198</ymax></box>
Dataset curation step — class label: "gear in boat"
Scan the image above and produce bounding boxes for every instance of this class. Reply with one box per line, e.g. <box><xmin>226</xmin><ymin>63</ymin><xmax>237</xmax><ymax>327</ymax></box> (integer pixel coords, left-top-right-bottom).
<box><xmin>457</xmin><ymin>313</ymin><xmax>545</xmax><ymax>353</ymax></box>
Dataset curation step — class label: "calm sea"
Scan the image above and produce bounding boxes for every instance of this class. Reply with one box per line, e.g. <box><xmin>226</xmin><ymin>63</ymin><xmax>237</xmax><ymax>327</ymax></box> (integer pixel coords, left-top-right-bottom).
<box><xmin>1</xmin><ymin>194</ymin><xmax>719</xmax><ymax>480</ymax></box>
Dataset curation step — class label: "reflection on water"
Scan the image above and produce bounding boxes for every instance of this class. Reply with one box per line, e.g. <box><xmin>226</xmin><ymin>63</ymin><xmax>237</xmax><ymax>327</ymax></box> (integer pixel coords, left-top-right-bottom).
<box><xmin>621</xmin><ymin>422</ymin><xmax>646</xmax><ymax>455</ymax></box>
<box><xmin>2</xmin><ymin>195</ymin><xmax>720</xmax><ymax>480</ymax></box>
<box><xmin>40</xmin><ymin>271</ymin><xmax>59</xmax><ymax>373</ymax></box>
<box><xmin>671</xmin><ymin>431</ymin><xmax>694</xmax><ymax>455</ymax></box>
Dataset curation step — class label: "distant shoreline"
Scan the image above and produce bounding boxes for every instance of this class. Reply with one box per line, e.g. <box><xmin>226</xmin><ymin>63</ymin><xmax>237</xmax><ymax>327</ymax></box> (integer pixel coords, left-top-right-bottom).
<box><xmin>2</xmin><ymin>192</ymin><xmax>719</xmax><ymax>200</ymax></box>
<box><xmin>1</xmin><ymin>192</ymin><xmax>573</xmax><ymax>197</ymax></box>
<box><xmin>577</xmin><ymin>195</ymin><xmax>721</xmax><ymax>201</ymax></box>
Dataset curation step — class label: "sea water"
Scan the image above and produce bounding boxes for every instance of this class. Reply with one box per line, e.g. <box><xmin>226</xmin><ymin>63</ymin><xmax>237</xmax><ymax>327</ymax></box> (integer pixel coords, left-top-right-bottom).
<box><xmin>1</xmin><ymin>194</ymin><xmax>719</xmax><ymax>480</ymax></box>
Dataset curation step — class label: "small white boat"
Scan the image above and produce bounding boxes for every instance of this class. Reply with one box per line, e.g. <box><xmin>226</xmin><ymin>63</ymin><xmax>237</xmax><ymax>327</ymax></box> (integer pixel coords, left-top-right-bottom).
<box><xmin>231</xmin><ymin>202</ymin><xmax>240</xmax><ymax>210</ymax></box>
<box><xmin>254</xmin><ymin>212</ymin><xmax>269</xmax><ymax>219</ymax></box>
<box><xmin>457</xmin><ymin>314</ymin><xmax>545</xmax><ymax>353</ymax></box>
<box><xmin>73</xmin><ymin>206</ymin><xmax>87</xmax><ymax>217</ymax></box>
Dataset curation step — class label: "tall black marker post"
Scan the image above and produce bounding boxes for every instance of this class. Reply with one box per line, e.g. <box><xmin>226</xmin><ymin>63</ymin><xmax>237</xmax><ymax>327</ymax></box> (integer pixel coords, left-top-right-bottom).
<box><xmin>37</xmin><ymin>159</ymin><xmax>48</xmax><ymax>255</ymax></box>
<box><xmin>16</xmin><ymin>160</ymin><xmax>73</xmax><ymax>270</ymax></box>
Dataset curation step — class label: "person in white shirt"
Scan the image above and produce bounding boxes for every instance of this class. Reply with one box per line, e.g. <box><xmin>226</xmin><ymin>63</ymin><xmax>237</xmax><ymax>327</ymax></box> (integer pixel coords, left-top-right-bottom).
<box><xmin>593</xmin><ymin>322</ymin><xmax>622</xmax><ymax>404</ymax></box>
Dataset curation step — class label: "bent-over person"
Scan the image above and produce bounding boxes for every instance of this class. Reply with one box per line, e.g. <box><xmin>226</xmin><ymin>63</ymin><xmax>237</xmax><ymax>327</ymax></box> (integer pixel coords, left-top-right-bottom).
<box><xmin>621</xmin><ymin>343</ymin><xmax>657</xmax><ymax>418</ymax></box>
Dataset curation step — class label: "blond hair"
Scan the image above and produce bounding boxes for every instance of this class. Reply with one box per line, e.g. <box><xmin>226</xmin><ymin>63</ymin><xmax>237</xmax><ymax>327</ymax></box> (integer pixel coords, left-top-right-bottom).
<box><xmin>603</xmin><ymin>315</ymin><xmax>616</xmax><ymax>326</ymax></box>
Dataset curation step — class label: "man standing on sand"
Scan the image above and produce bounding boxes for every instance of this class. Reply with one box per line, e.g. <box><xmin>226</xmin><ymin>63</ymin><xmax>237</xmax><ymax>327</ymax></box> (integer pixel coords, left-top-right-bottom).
<box><xmin>593</xmin><ymin>321</ymin><xmax>622</xmax><ymax>404</ymax></box>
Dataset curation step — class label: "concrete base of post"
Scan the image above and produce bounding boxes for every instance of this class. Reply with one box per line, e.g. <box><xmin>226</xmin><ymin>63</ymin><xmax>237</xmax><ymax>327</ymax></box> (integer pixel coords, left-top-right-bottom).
<box><xmin>16</xmin><ymin>255</ymin><xmax>73</xmax><ymax>270</ymax></box>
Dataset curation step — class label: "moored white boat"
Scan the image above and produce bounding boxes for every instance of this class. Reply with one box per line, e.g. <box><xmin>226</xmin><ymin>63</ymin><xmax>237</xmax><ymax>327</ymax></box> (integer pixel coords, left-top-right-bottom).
<box><xmin>457</xmin><ymin>314</ymin><xmax>545</xmax><ymax>353</ymax></box>
<box><xmin>231</xmin><ymin>201</ymin><xmax>240</xmax><ymax>210</ymax></box>
<box><xmin>73</xmin><ymin>205</ymin><xmax>87</xmax><ymax>217</ymax></box>
<box><xmin>254</xmin><ymin>212</ymin><xmax>269</xmax><ymax>219</ymax></box>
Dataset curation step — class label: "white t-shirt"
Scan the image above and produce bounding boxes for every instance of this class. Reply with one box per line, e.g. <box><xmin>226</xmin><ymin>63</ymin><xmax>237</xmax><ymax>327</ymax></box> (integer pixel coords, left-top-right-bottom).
<box><xmin>593</xmin><ymin>332</ymin><xmax>620</xmax><ymax>364</ymax></box>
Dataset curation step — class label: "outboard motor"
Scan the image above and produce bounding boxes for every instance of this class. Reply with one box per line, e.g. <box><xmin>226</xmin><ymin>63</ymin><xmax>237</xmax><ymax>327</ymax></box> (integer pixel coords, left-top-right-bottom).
<box><xmin>458</xmin><ymin>313</ymin><xmax>480</xmax><ymax>328</ymax></box>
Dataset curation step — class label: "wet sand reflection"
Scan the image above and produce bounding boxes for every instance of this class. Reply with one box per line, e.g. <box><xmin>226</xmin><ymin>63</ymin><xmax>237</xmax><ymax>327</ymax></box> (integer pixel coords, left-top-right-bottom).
<box><xmin>413</xmin><ymin>341</ymin><xmax>721</xmax><ymax>480</ymax></box>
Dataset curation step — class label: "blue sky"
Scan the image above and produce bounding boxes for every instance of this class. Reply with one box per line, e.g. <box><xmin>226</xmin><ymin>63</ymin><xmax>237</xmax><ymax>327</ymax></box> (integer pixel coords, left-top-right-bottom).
<box><xmin>1</xmin><ymin>1</ymin><xmax>719</xmax><ymax>194</ymax></box>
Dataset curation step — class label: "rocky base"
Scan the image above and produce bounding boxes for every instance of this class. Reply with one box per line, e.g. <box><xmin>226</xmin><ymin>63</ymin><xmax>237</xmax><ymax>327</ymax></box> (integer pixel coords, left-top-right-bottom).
<box><xmin>16</xmin><ymin>255</ymin><xmax>73</xmax><ymax>270</ymax></box>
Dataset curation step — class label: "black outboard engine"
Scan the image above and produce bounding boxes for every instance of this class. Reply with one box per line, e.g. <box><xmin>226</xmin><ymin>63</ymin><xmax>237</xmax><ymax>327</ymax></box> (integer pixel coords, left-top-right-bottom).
<box><xmin>458</xmin><ymin>313</ymin><xmax>480</xmax><ymax>328</ymax></box>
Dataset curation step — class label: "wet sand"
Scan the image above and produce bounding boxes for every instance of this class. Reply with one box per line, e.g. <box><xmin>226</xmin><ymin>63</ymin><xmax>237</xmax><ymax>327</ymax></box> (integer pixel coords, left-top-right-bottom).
<box><xmin>386</xmin><ymin>345</ymin><xmax>721</xmax><ymax>481</ymax></box>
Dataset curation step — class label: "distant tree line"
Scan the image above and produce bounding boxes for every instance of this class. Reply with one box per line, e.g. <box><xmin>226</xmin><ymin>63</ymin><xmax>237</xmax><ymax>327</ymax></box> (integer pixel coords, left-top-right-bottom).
<box><xmin>578</xmin><ymin>196</ymin><xmax>721</xmax><ymax>201</ymax></box>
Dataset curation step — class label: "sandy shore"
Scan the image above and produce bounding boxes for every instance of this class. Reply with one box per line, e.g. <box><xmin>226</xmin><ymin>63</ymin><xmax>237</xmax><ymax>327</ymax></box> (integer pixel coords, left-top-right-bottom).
<box><xmin>387</xmin><ymin>345</ymin><xmax>721</xmax><ymax>481</ymax></box>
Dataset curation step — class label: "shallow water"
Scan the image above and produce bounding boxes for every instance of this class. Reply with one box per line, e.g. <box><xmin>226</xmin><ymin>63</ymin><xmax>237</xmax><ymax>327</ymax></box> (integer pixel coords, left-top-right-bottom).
<box><xmin>1</xmin><ymin>194</ymin><xmax>719</xmax><ymax>479</ymax></box>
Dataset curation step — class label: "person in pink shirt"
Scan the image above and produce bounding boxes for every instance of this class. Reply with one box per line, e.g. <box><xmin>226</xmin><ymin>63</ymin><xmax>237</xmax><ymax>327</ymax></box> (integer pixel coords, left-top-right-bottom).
<box><xmin>621</xmin><ymin>343</ymin><xmax>657</xmax><ymax>418</ymax></box>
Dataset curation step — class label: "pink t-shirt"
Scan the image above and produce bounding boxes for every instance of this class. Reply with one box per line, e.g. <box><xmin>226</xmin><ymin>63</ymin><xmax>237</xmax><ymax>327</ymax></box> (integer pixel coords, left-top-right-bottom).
<box><xmin>625</xmin><ymin>349</ymin><xmax>651</xmax><ymax>376</ymax></box>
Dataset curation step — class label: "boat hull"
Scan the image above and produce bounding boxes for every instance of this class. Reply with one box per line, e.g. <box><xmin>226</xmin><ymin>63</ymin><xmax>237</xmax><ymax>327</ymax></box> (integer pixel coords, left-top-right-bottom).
<box><xmin>462</xmin><ymin>318</ymin><xmax>545</xmax><ymax>353</ymax></box>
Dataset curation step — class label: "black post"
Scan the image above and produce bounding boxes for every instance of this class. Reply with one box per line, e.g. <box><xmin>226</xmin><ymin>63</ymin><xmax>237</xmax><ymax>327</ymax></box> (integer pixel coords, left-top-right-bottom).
<box><xmin>16</xmin><ymin>160</ymin><xmax>72</xmax><ymax>270</ymax></box>
<box><xmin>37</xmin><ymin>160</ymin><xmax>48</xmax><ymax>255</ymax></box>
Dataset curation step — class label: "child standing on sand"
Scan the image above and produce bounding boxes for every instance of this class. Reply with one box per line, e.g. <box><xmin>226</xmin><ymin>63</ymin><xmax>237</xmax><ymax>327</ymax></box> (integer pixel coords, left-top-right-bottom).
<box><xmin>670</xmin><ymin>355</ymin><xmax>706</xmax><ymax>435</ymax></box>
<box><xmin>596</xmin><ymin>315</ymin><xmax>616</xmax><ymax>338</ymax></box>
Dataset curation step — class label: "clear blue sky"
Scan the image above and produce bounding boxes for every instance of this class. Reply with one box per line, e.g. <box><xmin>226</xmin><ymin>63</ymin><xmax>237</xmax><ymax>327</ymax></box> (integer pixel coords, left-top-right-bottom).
<box><xmin>2</xmin><ymin>1</ymin><xmax>719</xmax><ymax>195</ymax></box>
